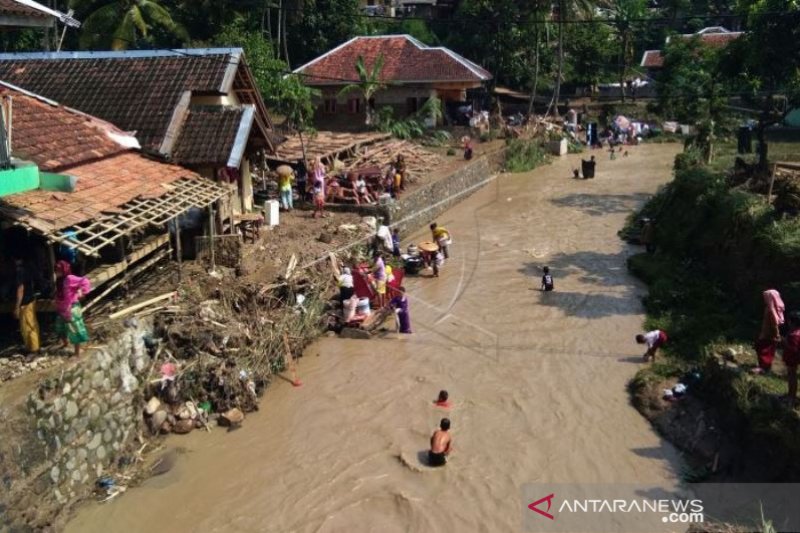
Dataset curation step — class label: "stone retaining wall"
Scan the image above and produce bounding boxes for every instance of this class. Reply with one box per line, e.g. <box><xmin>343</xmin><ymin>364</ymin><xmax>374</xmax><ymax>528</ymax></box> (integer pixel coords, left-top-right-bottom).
<box><xmin>387</xmin><ymin>155</ymin><xmax>493</xmax><ymax>232</ymax></box>
<box><xmin>326</xmin><ymin>154</ymin><xmax>496</xmax><ymax>235</ymax></box>
<box><xmin>0</xmin><ymin>319</ymin><xmax>151</xmax><ymax>529</ymax></box>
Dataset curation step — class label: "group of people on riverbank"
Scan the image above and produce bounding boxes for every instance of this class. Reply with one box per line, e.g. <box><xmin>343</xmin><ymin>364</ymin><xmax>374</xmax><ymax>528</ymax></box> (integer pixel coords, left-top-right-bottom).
<box><xmin>277</xmin><ymin>155</ymin><xmax>411</xmax><ymax>218</ymax></box>
<box><xmin>753</xmin><ymin>289</ymin><xmax>800</xmax><ymax>404</ymax></box>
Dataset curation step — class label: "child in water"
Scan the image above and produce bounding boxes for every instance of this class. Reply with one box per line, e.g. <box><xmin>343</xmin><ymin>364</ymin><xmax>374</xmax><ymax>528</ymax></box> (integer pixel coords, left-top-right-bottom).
<box><xmin>434</xmin><ymin>390</ymin><xmax>451</xmax><ymax>408</ymax></box>
<box><xmin>541</xmin><ymin>266</ymin><xmax>554</xmax><ymax>292</ymax></box>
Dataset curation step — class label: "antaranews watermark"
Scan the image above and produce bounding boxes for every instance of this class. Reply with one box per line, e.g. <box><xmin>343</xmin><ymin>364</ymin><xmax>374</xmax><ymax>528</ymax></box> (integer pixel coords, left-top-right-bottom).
<box><xmin>522</xmin><ymin>483</ymin><xmax>800</xmax><ymax>533</ymax></box>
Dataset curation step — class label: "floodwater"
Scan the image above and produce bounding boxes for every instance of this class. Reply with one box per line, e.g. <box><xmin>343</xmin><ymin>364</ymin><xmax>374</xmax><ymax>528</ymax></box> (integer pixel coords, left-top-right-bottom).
<box><xmin>68</xmin><ymin>144</ymin><xmax>683</xmax><ymax>533</ymax></box>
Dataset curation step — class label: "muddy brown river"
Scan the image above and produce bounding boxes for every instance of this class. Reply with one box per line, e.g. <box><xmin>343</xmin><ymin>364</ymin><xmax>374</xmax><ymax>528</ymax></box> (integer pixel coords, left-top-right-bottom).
<box><xmin>68</xmin><ymin>144</ymin><xmax>683</xmax><ymax>532</ymax></box>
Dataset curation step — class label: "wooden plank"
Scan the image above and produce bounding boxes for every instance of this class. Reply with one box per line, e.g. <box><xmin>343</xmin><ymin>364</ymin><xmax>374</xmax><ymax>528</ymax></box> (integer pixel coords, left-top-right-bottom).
<box><xmin>109</xmin><ymin>292</ymin><xmax>177</xmax><ymax>320</ymax></box>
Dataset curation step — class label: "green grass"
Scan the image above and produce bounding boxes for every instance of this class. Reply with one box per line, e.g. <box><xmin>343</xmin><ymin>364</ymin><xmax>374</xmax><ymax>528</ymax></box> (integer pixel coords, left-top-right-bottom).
<box><xmin>628</xmin><ymin>138</ymin><xmax>800</xmax><ymax>479</ymax></box>
<box><xmin>504</xmin><ymin>138</ymin><xmax>550</xmax><ymax>173</ymax></box>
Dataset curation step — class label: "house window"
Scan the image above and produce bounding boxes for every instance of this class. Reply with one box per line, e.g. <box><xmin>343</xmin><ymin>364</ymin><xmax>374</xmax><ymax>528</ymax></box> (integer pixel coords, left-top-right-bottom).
<box><xmin>348</xmin><ymin>98</ymin><xmax>361</xmax><ymax>114</ymax></box>
<box><xmin>406</xmin><ymin>97</ymin><xmax>419</xmax><ymax>115</ymax></box>
<box><xmin>324</xmin><ymin>98</ymin><xmax>337</xmax><ymax>113</ymax></box>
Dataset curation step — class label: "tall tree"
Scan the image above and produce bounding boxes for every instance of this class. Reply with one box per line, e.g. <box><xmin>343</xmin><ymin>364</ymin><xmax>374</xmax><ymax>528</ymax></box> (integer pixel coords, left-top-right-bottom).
<box><xmin>338</xmin><ymin>54</ymin><xmax>386</xmax><ymax>126</ymax></box>
<box><xmin>718</xmin><ymin>0</ymin><xmax>800</xmax><ymax>169</ymax></box>
<box><xmin>284</xmin><ymin>0</ymin><xmax>363</xmax><ymax>67</ymax></box>
<box><xmin>71</xmin><ymin>0</ymin><xmax>187</xmax><ymax>49</ymax></box>
<box><xmin>552</xmin><ymin>0</ymin><xmax>595</xmax><ymax>116</ymax></box>
<box><xmin>657</xmin><ymin>37</ymin><xmax>723</xmax><ymax>123</ymax></box>
<box><xmin>603</xmin><ymin>0</ymin><xmax>647</xmax><ymax>102</ymax></box>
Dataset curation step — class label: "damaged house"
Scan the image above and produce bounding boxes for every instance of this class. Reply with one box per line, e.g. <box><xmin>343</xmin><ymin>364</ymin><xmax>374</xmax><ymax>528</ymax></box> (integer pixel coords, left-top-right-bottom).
<box><xmin>0</xmin><ymin>81</ymin><xmax>228</xmax><ymax>314</ymax></box>
<box><xmin>0</xmin><ymin>48</ymin><xmax>276</xmax><ymax>219</ymax></box>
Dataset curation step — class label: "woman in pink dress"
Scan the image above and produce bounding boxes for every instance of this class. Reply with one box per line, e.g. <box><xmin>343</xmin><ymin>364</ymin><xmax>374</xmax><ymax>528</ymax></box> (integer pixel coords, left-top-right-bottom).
<box><xmin>54</xmin><ymin>260</ymin><xmax>91</xmax><ymax>357</ymax></box>
<box><xmin>754</xmin><ymin>289</ymin><xmax>785</xmax><ymax>374</ymax></box>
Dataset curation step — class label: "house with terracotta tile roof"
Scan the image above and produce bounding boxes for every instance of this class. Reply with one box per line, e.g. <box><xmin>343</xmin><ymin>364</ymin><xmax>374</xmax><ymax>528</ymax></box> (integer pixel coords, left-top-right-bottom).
<box><xmin>0</xmin><ymin>48</ymin><xmax>275</xmax><ymax>215</ymax></box>
<box><xmin>640</xmin><ymin>26</ymin><xmax>744</xmax><ymax>72</ymax></box>
<box><xmin>0</xmin><ymin>81</ymin><xmax>228</xmax><ymax>305</ymax></box>
<box><xmin>293</xmin><ymin>35</ymin><xmax>491</xmax><ymax>127</ymax></box>
<box><xmin>0</xmin><ymin>0</ymin><xmax>79</xmax><ymax>29</ymax></box>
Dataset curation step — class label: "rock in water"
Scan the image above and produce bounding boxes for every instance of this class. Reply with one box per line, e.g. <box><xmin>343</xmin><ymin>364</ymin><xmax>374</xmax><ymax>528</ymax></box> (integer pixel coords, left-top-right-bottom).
<box><xmin>149</xmin><ymin>409</ymin><xmax>168</xmax><ymax>434</ymax></box>
<box><xmin>340</xmin><ymin>327</ymin><xmax>371</xmax><ymax>340</ymax></box>
<box><xmin>219</xmin><ymin>408</ymin><xmax>244</xmax><ymax>427</ymax></box>
<box><xmin>172</xmin><ymin>419</ymin><xmax>194</xmax><ymax>434</ymax></box>
<box><xmin>145</xmin><ymin>397</ymin><xmax>161</xmax><ymax>415</ymax></box>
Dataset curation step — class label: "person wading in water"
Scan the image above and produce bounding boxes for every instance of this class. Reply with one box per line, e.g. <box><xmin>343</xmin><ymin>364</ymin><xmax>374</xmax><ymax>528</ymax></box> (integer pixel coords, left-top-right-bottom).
<box><xmin>429</xmin><ymin>418</ymin><xmax>452</xmax><ymax>467</ymax></box>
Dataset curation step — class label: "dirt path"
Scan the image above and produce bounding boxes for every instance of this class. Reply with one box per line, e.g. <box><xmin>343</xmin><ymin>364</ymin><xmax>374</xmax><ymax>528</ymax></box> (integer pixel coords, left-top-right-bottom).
<box><xmin>67</xmin><ymin>144</ymin><xmax>683</xmax><ymax>533</ymax></box>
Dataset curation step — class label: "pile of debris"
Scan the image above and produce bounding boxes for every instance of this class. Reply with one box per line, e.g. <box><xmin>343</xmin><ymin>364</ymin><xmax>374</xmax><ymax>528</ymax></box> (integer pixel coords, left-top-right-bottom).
<box><xmin>347</xmin><ymin>139</ymin><xmax>442</xmax><ymax>175</ymax></box>
<box><xmin>137</xmin><ymin>258</ymin><xmax>335</xmax><ymax>435</ymax></box>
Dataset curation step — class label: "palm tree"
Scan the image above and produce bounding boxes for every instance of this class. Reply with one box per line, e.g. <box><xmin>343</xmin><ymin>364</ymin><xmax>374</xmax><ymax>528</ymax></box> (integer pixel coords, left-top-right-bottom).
<box><xmin>603</xmin><ymin>0</ymin><xmax>647</xmax><ymax>102</ymax></box>
<box><xmin>526</xmin><ymin>0</ymin><xmax>553</xmax><ymax>116</ymax></box>
<box><xmin>551</xmin><ymin>0</ymin><xmax>596</xmax><ymax>117</ymax></box>
<box><xmin>338</xmin><ymin>54</ymin><xmax>386</xmax><ymax>127</ymax></box>
<box><xmin>72</xmin><ymin>0</ymin><xmax>188</xmax><ymax>50</ymax></box>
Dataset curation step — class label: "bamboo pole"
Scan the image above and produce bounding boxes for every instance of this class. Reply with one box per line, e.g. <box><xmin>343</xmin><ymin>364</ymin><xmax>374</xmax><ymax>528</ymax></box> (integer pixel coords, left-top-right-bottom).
<box><xmin>175</xmin><ymin>220</ymin><xmax>183</xmax><ymax>282</ymax></box>
<box><xmin>208</xmin><ymin>204</ymin><xmax>216</xmax><ymax>270</ymax></box>
<box><xmin>109</xmin><ymin>292</ymin><xmax>176</xmax><ymax>320</ymax></box>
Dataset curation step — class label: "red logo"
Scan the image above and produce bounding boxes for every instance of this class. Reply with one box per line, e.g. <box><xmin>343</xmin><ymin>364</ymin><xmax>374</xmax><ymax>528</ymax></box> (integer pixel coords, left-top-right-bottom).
<box><xmin>529</xmin><ymin>493</ymin><xmax>556</xmax><ymax>520</ymax></box>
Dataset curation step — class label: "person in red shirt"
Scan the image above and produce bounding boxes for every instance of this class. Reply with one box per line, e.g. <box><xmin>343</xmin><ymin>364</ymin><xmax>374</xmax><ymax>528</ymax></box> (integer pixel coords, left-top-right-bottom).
<box><xmin>782</xmin><ymin>312</ymin><xmax>800</xmax><ymax>405</ymax></box>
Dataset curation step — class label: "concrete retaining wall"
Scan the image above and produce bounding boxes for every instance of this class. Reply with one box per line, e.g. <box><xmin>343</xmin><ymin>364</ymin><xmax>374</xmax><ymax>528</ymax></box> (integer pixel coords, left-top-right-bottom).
<box><xmin>0</xmin><ymin>319</ymin><xmax>152</xmax><ymax>529</ymax></box>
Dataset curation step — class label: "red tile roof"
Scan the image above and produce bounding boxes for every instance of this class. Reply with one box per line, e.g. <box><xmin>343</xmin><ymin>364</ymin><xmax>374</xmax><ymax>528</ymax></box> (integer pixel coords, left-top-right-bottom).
<box><xmin>640</xmin><ymin>50</ymin><xmax>664</xmax><ymax>68</ymax></box>
<box><xmin>0</xmin><ymin>50</ymin><xmax>239</xmax><ymax>153</ymax></box>
<box><xmin>2</xmin><ymin>84</ymin><xmax>132</xmax><ymax>171</ymax></box>
<box><xmin>641</xmin><ymin>28</ymin><xmax>744</xmax><ymax>69</ymax></box>
<box><xmin>0</xmin><ymin>0</ymin><xmax>47</xmax><ymax>19</ymax></box>
<box><xmin>0</xmin><ymin>84</ymin><xmax>202</xmax><ymax>230</ymax></box>
<box><xmin>294</xmin><ymin>35</ymin><xmax>492</xmax><ymax>85</ymax></box>
<box><xmin>7</xmin><ymin>153</ymin><xmax>197</xmax><ymax>229</ymax></box>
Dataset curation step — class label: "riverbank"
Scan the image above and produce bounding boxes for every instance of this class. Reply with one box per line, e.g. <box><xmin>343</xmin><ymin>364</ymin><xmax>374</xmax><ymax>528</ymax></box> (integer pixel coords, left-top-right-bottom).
<box><xmin>0</xmin><ymin>147</ymin><xmax>513</xmax><ymax>531</ymax></box>
<box><xmin>626</xmin><ymin>139</ymin><xmax>800</xmax><ymax>485</ymax></box>
<box><xmin>66</xmin><ymin>143</ymin><xmax>684</xmax><ymax>533</ymax></box>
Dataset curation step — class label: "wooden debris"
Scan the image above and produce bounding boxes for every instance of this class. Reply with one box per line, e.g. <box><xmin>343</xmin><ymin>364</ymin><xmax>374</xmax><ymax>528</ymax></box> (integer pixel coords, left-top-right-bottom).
<box><xmin>109</xmin><ymin>292</ymin><xmax>177</xmax><ymax>320</ymax></box>
<box><xmin>346</xmin><ymin>139</ymin><xmax>442</xmax><ymax>175</ymax></box>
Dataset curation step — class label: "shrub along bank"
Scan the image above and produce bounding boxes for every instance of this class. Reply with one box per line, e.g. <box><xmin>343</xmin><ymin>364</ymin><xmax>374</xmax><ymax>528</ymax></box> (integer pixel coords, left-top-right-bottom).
<box><xmin>627</xmin><ymin>146</ymin><xmax>800</xmax><ymax>481</ymax></box>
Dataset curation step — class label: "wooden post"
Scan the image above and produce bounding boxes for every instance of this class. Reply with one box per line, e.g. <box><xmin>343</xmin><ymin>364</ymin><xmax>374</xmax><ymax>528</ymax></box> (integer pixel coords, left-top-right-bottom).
<box><xmin>208</xmin><ymin>204</ymin><xmax>216</xmax><ymax>270</ymax></box>
<box><xmin>767</xmin><ymin>164</ymin><xmax>777</xmax><ymax>205</ymax></box>
<box><xmin>175</xmin><ymin>219</ymin><xmax>183</xmax><ymax>282</ymax></box>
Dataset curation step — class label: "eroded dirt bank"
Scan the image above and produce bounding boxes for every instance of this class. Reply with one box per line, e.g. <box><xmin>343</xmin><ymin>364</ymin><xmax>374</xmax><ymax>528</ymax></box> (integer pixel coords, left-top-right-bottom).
<box><xmin>68</xmin><ymin>144</ymin><xmax>683</xmax><ymax>533</ymax></box>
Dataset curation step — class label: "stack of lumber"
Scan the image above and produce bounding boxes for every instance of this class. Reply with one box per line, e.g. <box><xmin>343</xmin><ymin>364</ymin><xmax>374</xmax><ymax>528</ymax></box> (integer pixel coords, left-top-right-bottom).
<box><xmin>346</xmin><ymin>139</ymin><xmax>442</xmax><ymax>174</ymax></box>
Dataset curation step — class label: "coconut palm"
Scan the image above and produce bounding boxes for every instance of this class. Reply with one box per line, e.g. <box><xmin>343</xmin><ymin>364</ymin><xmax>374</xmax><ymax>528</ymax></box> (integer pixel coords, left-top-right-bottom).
<box><xmin>72</xmin><ymin>0</ymin><xmax>188</xmax><ymax>50</ymax></box>
<box><xmin>551</xmin><ymin>0</ymin><xmax>596</xmax><ymax>117</ymax></box>
<box><xmin>603</xmin><ymin>0</ymin><xmax>648</xmax><ymax>102</ymax></box>
<box><xmin>338</xmin><ymin>54</ymin><xmax>386</xmax><ymax>126</ymax></box>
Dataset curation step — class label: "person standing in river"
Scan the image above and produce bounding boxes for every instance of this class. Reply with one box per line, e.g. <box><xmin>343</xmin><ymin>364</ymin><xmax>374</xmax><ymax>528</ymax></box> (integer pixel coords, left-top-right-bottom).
<box><xmin>429</xmin><ymin>418</ymin><xmax>452</xmax><ymax>467</ymax></box>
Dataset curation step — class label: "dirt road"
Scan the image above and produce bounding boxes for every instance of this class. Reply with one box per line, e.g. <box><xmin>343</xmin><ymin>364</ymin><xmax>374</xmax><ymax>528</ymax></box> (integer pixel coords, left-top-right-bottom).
<box><xmin>68</xmin><ymin>144</ymin><xmax>683</xmax><ymax>532</ymax></box>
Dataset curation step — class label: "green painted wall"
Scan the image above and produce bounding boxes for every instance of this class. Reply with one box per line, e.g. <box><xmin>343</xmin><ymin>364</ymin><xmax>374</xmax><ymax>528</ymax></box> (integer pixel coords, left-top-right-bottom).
<box><xmin>40</xmin><ymin>172</ymin><xmax>77</xmax><ymax>192</ymax></box>
<box><xmin>0</xmin><ymin>163</ymin><xmax>40</xmax><ymax>197</ymax></box>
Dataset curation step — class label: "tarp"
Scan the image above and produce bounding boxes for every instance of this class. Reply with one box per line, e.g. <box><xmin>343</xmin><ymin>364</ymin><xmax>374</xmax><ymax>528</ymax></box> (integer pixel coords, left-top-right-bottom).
<box><xmin>613</xmin><ymin>115</ymin><xmax>631</xmax><ymax>131</ymax></box>
<box><xmin>785</xmin><ymin>109</ymin><xmax>800</xmax><ymax>128</ymax></box>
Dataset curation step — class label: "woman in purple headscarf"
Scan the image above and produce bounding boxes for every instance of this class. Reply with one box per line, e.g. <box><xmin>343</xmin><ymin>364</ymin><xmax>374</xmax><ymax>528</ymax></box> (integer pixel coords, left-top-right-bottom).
<box><xmin>390</xmin><ymin>286</ymin><xmax>412</xmax><ymax>334</ymax></box>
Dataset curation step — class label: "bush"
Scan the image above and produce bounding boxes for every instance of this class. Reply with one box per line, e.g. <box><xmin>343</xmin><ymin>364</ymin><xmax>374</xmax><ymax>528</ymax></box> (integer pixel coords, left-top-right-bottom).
<box><xmin>505</xmin><ymin>139</ymin><xmax>549</xmax><ymax>173</ymax></box>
